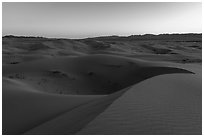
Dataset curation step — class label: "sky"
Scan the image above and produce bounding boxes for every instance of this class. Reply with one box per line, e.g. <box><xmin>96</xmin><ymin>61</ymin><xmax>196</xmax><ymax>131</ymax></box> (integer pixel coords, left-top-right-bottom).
<box><xmin>2</xmin><ymin>2</ymin><xmax>202</xmax><ymax>39</ymax></box>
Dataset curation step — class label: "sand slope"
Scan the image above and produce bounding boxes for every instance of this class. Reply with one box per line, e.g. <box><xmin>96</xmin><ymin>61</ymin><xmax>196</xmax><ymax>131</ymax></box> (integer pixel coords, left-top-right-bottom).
<box><xmin>77</xmin><ymin>64</ymin><xmax>201</xmax><ymax>135</ymax></box>
<box><xmin>3</xmin><ymin>78</ymin><xmax>107</xmax><ymax>134</ymax></box>
<box><xmin>2</xmin><ymin>54</ymin><xmax>196</xmax><ymax>135</ymax></box>
<box><xmin>24</xmin><ymin>87</ymin><xmax>131</xmax><ymax>135</ymax></box>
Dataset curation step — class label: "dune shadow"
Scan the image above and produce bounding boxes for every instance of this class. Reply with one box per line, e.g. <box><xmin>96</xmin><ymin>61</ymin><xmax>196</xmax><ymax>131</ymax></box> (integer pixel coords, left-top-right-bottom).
<box><xmin>87</xmin><ymin>66</ymin><xmax>193</xmax><ymax>95</ymax></box>
<box><xmin>3</xmin><ymin>55</ymin><xmax>194</xmax><ymax>95</ymax></box>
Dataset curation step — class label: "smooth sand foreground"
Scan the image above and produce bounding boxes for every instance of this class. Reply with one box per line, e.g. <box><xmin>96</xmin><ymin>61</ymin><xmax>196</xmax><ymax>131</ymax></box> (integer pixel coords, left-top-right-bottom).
<box><xmin>78</xmin><ymin>64</ymin><xmax>201</xmax><ymax>135</ymax></box>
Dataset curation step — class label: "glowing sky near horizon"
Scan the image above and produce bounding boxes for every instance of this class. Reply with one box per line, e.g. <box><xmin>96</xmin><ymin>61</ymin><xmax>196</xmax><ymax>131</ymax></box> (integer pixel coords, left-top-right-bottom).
<box><xmin>2</xmin><ymin>2</ymin><xmax>202</xmax><ymax>39</ymax></box>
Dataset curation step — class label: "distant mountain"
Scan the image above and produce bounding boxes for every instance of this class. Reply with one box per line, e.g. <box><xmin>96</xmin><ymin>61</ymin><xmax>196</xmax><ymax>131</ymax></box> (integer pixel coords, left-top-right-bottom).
<box><xmin>3</xmin><ymin>35</ymin><xmax>47</xmax><ymax>39</ymax></box>
<box><xmin>3</xmin><ymin>33</ymin><xmax>202</xmax><ymax>42</ymax></box>
<box><xmin>90</xmin><ymin>33</ymin><xmax>202</xmax><ymax>42</ymax></box>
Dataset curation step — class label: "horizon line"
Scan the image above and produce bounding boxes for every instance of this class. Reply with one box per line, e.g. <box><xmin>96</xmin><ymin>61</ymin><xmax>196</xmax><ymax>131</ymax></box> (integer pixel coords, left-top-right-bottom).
<box><xmin>2</xmin><ymin>32</ymin><xmax>202</xmax><ymax>40</ymax></box>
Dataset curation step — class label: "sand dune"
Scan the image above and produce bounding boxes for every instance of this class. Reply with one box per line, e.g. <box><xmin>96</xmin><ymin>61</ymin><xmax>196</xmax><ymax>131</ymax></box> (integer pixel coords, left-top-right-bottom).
<box><xmin>3</xmin><ymin>35</ymin><xmax>201</xmax><ymax>65</ymax></box>
<box><xmin>2</xmin><ymin>35</ymin><xmax>201</xmax><ymax>135</ymax></box>
<box><xmin>3</xmin><ymin>54</ymin><xmax>196</xmax><ymax>135</ymax></box>
<box><xmin>78</xmin><ymin>65</ymin><xmax>201</xmax><ymax>134</ymax></box>
<box><xmin>3</xmin><ymin>55</ymin><xmax>192</xmax><ymax>95</ymax></box>
<box><xmin>3</xmin><ymin>78</ymin><xmax>106</xmax><ymax>134</ymax></box>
